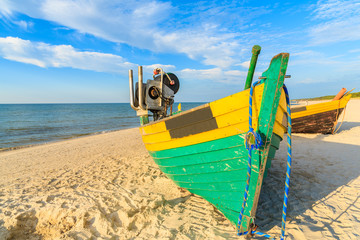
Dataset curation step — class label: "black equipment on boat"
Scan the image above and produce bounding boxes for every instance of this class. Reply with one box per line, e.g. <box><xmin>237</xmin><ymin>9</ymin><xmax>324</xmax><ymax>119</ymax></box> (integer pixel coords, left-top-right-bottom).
<box><xmin>129</xmin><ymin>66</ymin><xmax>180</xmax><ymax>121</ymax></box>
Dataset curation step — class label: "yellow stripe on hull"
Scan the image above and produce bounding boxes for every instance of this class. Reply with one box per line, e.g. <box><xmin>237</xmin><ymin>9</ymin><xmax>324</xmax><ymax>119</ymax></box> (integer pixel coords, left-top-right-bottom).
<box><xmin>292</xmin><ymin>94</ymin><xmax>351</xmax><ymax>119</ymax></box>
<box><xmin>274</xmin><ymin>91</ymin><xmax>288</xmax><ymax>134</ymax></box>
<box><xmin>140</xmin><ymin>83</ymin><xmax>287</xmax><ymax>152</ymax></box>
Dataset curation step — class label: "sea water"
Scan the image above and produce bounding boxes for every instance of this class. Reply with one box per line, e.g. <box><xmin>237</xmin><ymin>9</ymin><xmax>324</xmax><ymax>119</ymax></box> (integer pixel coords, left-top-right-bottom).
<box><xmin>0</xmin><ymin>103</ymin><xmax>203</xmax><ymax>149</ymax></box>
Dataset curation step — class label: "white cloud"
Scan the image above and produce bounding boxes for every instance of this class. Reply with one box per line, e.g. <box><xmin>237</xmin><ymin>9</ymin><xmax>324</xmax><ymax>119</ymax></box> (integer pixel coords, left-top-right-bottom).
<box><xmin>349</xmin><ymin>49</ymin><xmax>360</xmax><ymax>53</ymax></box>
<box><xmin>290</xmin><ymin>53</ymin><xmax>340</xmax><ymax>66</ymax></box>
<box><xmin>143</xmin><ymin>64</ymin><xmax>175</xmax><ymax>72</ymax></box>
<box><xmin>13</xmin><ymin>20</ymin><xmax>33</xmax><ymax>31</ymax></box>
<box><xmin>0</xmin><ymin>37</ymin><xmax>178</xmax><ymax>77</ymax></box>
<box><xmin>309</xmin><ymin>0</ymin><xmax>360</xmax><ymax>45</ymax></box>
<box><xmin>235</xmin><ymin>61</ymin><xmax>250</xmax><ymax>68</ymax></box>
<box><xmin>153</xmin><ymin>30</ymin><xmax>240</xmax><ymax>68</ymax></box>
<box><xmin>312</xmin><ymin>0</ymin><xmax>360</xmax><ymax>20</ymax></box>
<box><xmin>0</xmin><ymin>37</ymin><xmax>137</xmax><ymax>73</ymax></box>
<box><xmin>0</xmin><ymin>0</ymin><xmax>254</xmax><ymax>68</ymax></box>
<box><xmin>296</xmin><ymin>77</ymin><xmax>328</xmax><ymax>84</ymax></box>
<box><xmin>0</xmin><ymin>37</ymin><xmax>246</xmax><ymax>84</ymax></box>
<box><xmin>291</xmin><ymin>50</ymin><xmax>318</xmax><ymax>57</ymax></box>
<box><xmin>0</xmin><ymin>0</ymin><xmax>12</xmax><ymax>17</ymax></box>
<box><xmin>0</xmin><ymin>0</ymin><xmax>172</xmax><ymax>48</ymax></box>
<box><xmin>0</xmin><ymin>36</ymin><xmax>252</xmax><ymax>85</ymax></box>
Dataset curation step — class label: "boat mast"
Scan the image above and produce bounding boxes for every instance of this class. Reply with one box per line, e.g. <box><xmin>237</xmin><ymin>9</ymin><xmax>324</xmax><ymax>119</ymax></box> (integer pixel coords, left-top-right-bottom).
<box><xmin>244</xmin><ymin>45</ymin><xmax>261</xmax><ymax>90</ymax></box>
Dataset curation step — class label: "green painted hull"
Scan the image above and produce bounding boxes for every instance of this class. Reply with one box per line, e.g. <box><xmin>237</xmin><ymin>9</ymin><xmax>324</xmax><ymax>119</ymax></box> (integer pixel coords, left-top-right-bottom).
<box><xmin>149</xmin><ymin>133</ymin><xmax>282</xmax><ymax>227</ymax></box>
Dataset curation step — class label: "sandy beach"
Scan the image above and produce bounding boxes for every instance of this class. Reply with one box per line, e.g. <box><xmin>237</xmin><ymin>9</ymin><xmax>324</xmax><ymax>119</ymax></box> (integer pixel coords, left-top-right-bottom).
<box><xmin>1</xmin><ymin>100</ymin><xmax>359</xmax><ymax>240</ymax></box>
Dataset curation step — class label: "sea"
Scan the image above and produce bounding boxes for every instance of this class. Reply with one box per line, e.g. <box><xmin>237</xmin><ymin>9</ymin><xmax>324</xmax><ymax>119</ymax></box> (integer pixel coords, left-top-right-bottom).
<box><xmin>0</xmin><ymin>103</ymin><xmax>204</xmax><ymax>150</ymax></box>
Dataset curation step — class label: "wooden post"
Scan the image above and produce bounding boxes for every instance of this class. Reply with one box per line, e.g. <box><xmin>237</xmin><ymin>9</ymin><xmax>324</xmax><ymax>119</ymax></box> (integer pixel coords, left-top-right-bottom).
<box><xmin>332</xmin><ymin>88</ymin><xmax>347</xmax><ymax>101</ymax></box>
<box><xmin>244</xmin><ymin>45</ymin><xmax>261</xmax><ymax>90</ymax></box>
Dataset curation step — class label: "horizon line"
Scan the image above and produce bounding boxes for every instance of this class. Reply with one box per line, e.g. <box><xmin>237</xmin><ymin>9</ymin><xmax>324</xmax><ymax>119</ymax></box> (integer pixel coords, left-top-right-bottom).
<box><xmin>0</xmin><ymin>101</ymin><xmax>208</xmax><ymax>104</ymax></box>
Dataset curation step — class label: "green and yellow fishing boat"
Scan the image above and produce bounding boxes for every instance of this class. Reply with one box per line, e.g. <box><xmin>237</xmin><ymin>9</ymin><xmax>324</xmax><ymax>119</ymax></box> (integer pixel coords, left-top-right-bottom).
<box><xmin>128</xmin><ymin>46</ymin><xmax>290</xmax><ymax>235</ymax></box>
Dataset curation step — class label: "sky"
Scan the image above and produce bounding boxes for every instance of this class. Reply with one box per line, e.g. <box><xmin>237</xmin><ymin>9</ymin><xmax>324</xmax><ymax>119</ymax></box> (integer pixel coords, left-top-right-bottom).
<box><xmin>0</xmin><ymin>0</ymin><xmax>359</xmax><ymax>103</ymax></box>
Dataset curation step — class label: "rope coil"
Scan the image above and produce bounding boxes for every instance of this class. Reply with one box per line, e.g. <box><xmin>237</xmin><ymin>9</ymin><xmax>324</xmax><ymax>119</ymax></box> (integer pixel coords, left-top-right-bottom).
<box><xmin>237</xmin><ymin>80</ymin><xmax>292</xmax><ymax>240</ymax></box>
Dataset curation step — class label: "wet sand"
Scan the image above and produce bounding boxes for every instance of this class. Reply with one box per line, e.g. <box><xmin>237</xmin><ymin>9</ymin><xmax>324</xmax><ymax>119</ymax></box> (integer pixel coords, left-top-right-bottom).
<box><xmin>0</xmin><ymin>100</ymin><xmax>359</xmax><ymax>239</ymax></box>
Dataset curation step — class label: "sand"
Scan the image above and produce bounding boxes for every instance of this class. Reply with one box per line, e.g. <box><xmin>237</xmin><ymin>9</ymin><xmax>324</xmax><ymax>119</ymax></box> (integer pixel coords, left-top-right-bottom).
<box><xmin>0</xmin><ymin>100</ymin><xmax>359</xmax><ymax>240</ymax></box>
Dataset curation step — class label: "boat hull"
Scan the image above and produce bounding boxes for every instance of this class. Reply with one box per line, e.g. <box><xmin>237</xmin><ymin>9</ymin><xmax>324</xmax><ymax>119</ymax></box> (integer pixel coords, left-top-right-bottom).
<box><xmin>148</xmin><ymin>132</ymin><xmax>283</xmax><ymax>225</ymax></box>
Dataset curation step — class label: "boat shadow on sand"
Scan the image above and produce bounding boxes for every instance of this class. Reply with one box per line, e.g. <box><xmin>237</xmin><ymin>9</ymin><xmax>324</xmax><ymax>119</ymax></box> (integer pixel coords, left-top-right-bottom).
<box><xmin>255</xmin><ymin>129</ymin><xmax>360</xmax><ymax>239</ymax></box>
<box><xmin>334</xmin><ymin>121</ymin><xmax>360</xmax><ymax>132</ymax></box>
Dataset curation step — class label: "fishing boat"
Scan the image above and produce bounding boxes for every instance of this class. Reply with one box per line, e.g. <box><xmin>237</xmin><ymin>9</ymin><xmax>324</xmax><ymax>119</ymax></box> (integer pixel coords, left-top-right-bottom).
<box><xmin>128</xmin><ymin>46</ymin><xmax>290</xmax><ymax>235</ymax></box>
<box><xmin>291</xmin><ymin>89</ymin><xmax>352</xmax><ymax>134</ymax></box>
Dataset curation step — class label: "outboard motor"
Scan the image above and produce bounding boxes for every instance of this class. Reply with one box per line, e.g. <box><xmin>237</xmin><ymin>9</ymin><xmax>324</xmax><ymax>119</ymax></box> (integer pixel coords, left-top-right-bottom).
<box><xmin>129</xmin><ymin>66</ymin><xmax>180</xmax><ymax>122</ymax></box>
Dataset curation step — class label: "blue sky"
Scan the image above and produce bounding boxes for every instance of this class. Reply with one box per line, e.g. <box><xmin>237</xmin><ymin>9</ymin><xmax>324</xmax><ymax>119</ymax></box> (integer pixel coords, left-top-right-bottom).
<box><xmin>0</xmin><ymin>0</ymin><xmax>359</xmax><ymax>103</ymax></box>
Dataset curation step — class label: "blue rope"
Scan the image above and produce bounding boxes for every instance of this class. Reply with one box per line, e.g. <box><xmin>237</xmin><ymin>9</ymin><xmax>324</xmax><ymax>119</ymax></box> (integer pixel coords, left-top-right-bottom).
<box><xmin>280</xmin><ymin>84</ymin><xmax>292</xmax><ymax>240</ymax></box>
<box><xmin>238</xmin><ymin>230</ymin><xmax>274</xmax><ymax>239</ymax></box>
<box><xmin>237</xmin><ymin>80</ymin><xmax>263</xmax><ymax>234</ymax></box>
<box><xmin>237</xmin><ymin>81</ymin><xmax>292</xmax><ymax>240</ymax></box>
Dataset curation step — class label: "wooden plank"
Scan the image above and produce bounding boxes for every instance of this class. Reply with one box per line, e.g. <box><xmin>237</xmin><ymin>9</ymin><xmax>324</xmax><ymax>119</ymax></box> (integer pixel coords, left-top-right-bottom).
<box><xmin>292</xmin><ymin>108</ymin><xmax>344</xmax><ymax>134</ymax></box>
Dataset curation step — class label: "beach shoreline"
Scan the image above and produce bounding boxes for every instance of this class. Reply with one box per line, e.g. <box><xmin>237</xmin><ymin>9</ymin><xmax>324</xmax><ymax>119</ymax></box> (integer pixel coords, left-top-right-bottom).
<box><xmin>0</xmin><ymin>100</ymin><xmax>359</xmax><ymax>239</ymax></box>
<box><xmin>0</xmin><ymin>128</ymin><xmax>138</xmax><ymax>153</ymax></box>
